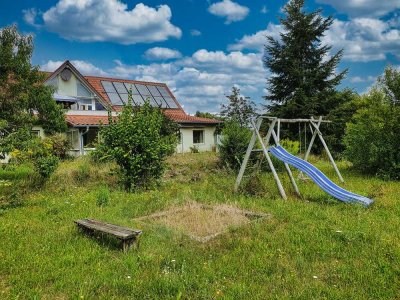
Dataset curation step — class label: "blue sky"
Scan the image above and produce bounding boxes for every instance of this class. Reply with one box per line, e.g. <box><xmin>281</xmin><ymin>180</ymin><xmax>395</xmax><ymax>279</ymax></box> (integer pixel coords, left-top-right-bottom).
<box><xmin>1</xmin><ymin>0</ymin><xmax>399</xmax><ymax>114</ymax></box>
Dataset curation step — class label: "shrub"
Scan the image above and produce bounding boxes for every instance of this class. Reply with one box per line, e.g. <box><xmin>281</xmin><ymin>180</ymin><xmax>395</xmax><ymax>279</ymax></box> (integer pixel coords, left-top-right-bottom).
<box><xmin>33</xmin><ymin>155</ymin><xmax>59</xmax><ymax>179</ymax></box>
<box><xmin>219</xmin><ymin>120</ymin><xmax>252</xmax><ymax>171</ymax></box>
<box><xmin>279</xmin><ymin>139</ymin><xmax>299</xmax><ymax>155</ymax></box>
<box><xmin>94</xmin><ymin>98</ymin><xmax>178</xmax><ymax>191</ymax></box>
<box><xmin>9</xmin><ymin>137</ymin><xmax>60</xmax><ymax>180</ymax></box>
<box><xmin>344</xmin><ymin>90</ymin><xmax>400</xmax><ymax>179</ymax></box>
<box><xmin>344</xmin><ymin>67</ymin><xmax>400</xmax><ymax>180</ymax></box>
<box><xmin>46</xmin><ymin>134</ymin><xmax>70</xmax><ymax>159</ymax></box>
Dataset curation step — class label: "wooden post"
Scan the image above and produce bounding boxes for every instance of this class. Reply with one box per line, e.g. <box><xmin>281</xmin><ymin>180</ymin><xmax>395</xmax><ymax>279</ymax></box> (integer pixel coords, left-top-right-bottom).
<box><xmin>234</xmin><ymin>118</ymin><xmax>262</xmax><ymax>192</ymax></box>
<box><xmin>251</xmin><ymin>119</ymin><xmax>287</xmax><ymax>200</ymax></box>
<box><xmin>309</xmin><ymin>120</ymin><xmax>344</xmax><ymax>183</ymax></box>
<box><xmin>304</xmin><ymin>116</ymin><xmax>322</xmax><ymax>162</ymax></box>
<box><xmin>270</xmin><ymin>129</ymin><xmax>301</xmax><ymax>197</ymax></box>
<box><xmin>277</xmin><ymin>119</ymin><xmax>281</xmax><ymax>143</ymax></box>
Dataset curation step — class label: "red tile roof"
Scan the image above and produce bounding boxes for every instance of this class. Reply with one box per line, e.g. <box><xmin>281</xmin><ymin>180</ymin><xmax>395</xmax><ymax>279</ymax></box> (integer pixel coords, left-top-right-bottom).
<box><xmin>66</xmin><ymin>111</ymin><xmax>221</xmax><ymax>126</ymax></box>
<box><xmin>164</xmin><ymin>110</ymin><xmax>222</xmax><ymax>124</ymax></box>
<box><xmin>65</xmin><ymin>115</ymin><xmax>113</xmax><ymax>126</ymax></box>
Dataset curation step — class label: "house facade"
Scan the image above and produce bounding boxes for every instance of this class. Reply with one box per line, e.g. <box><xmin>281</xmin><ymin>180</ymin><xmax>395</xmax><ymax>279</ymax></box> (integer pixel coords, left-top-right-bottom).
<box><xmin>41</xmin><ymin>61</ymin><xmax>221</xmax><ymax>156</ymax></box>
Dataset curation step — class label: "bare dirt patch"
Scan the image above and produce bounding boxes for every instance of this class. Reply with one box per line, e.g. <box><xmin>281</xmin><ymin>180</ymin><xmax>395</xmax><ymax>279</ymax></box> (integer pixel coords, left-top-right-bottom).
<box><xmin>135</xmin><ymin>202</ymin><xmax>270</xmax><ymax>242</ymax></box>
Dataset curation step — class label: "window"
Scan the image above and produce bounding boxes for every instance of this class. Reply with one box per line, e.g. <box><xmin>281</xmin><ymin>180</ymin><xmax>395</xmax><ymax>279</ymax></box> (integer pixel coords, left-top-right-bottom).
<box><xmin>83</xmin><ymin>129</ymin><xmax>98</xmax><ymax>148</ymax></box>
<box><xmin>31</xmin><ymin>130</ymin><xmax>40</xmax><ymax>137</ymax></box>
<box><xmin>79</xmin><ymin>104</ymin><xmax>93</xmax><ymax>111</ymax></box>
<box><xmin>193</xmin><ymin>130</ymin><xmax>204</xmax><ymax>144</ymax></box>
<box><xmin>77</xmin><ymin>81</ymin><xmax>92</xmax><ymax>97</ymax></box>
<box><xmin>79</xmin><ymin>99</ymin><xmax>94</xmax><ymax>110</ymax></box>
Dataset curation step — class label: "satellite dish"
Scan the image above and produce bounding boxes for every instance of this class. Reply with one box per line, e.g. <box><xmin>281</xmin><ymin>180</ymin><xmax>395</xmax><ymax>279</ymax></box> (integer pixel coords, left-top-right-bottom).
<box><xmin>60</xmin><ymin>68</ymin><xmax>72</xmax><ymax>81</ymax></box>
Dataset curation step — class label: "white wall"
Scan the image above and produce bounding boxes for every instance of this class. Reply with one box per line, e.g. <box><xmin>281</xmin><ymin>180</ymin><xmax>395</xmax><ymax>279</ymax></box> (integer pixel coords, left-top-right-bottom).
<box><xmin>176</xmin><ymin>126</ymin><xmax>217</xmax><ymax>153</ymax></box>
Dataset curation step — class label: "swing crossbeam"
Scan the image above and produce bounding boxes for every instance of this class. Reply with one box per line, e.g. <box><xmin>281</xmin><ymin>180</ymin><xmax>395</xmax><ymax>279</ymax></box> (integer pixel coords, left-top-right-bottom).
<box><xmin>261</xmin><ymin>117</ymin><xmax>332</xmax><ymax>123</ymax></box>
<box><xmin>234</xmin><ymin>116</ymin><xmax>344</xmax><ymax>199</ymax></box>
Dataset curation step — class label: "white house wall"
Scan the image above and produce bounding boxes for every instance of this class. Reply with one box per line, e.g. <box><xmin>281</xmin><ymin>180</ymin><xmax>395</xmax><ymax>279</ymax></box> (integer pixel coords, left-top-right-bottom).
<box><xmin>176</xmin><ymin>127</ymin><xmax>216</xmax><ymax>153</ymax></box>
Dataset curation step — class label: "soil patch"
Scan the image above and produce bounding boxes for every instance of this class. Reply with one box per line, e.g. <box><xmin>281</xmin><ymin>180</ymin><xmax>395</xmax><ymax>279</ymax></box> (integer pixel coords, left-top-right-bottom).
<box><xmin>135</xmin><ymin>202</ymin><xmax>270</xmax><ymax>242</ymax></box>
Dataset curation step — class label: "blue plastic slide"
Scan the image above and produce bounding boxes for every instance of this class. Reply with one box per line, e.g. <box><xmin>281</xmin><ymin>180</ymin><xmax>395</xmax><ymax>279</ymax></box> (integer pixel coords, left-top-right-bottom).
<box><xmin>269</xmin><ymin>146</ymin><xmax>373</xmax><ymax>206</ymax></box>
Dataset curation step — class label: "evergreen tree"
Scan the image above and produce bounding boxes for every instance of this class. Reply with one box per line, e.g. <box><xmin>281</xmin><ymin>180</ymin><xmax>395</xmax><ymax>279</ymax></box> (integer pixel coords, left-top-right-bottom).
<box><xmin>0</xmin><ymin>25</ymin><xmax>66</xmax><ymax>155</ymax></box>
<box><xmin>264</xmin><ymin>0</ymin><xmax>347</xmax><ymax>118</ymax></box>
<box><xmin>221</xmin><ymin>86</ymin><xmax>256</xmax><ymax>127</ymax></box>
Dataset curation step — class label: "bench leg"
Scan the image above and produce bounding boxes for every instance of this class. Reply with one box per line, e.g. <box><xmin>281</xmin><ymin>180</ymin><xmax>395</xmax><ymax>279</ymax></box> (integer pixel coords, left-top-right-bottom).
<box><xmin>122</xmin><ymin>238</ymin><xmax>139</xmax><ymax>253</ymax></box>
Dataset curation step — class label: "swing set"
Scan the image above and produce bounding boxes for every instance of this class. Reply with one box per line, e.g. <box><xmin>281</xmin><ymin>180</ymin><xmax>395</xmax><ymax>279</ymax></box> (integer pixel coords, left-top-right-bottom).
<box><xmin>234</xmin><ymin>116</ymin><xmax>373</xmax><ymax>206</ymax></box>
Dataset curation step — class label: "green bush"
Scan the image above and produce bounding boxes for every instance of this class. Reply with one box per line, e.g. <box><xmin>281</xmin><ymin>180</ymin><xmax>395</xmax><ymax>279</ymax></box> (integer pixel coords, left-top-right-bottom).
<box><xmin>279</xmin><ymin>139</ymin><xmax>300</xmax><ymax>155</ymax></box>
<box><xmin>95</xmin><ymin>98</ymin><xmax>178</xmax><ymax>191</ymax></box>
<box><xmin>219</xmin><ymin>120</ymin><xmax>252</xmax><ymax>171</ymax></box>
<box><xmin>344</xmin><ymin>67</ymin><xmax>400</xmax><ymax>180</ymax></box>
<box><xmin>33</xmin><ymin>155</ymin><xmax>59</xmax><ymax>179</ymax></box>
<box><xmin>46</xmin><ymin>134</ymin><xmax>70</xmax><ymax>159</ymax></box>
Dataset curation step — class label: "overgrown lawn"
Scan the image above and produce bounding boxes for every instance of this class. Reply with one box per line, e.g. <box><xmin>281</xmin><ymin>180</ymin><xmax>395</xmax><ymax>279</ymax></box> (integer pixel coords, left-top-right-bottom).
<box><xmin>0</xmin><ymin>153</ymin><xmax>399</xmax><ymax>299</ymax></box>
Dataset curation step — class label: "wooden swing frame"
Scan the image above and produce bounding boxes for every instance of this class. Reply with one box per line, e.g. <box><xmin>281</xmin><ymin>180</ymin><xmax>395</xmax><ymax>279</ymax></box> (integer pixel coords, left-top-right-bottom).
<box><xmin>234</xmin><ymin>116</ymin><xmax>344</xmax><ymax>199</ymax></box>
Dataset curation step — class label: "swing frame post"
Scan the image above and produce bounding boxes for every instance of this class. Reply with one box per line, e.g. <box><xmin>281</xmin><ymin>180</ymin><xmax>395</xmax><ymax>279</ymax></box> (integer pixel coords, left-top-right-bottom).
<box><xmin>269</xmin><ymin>129</ymin><xmax>301</xmax><ymax>197</ymax></box>
<box><xmin>304</xmin><ymin>116</ymin><xmax>322</xmax><ymax>162</ymax></box>
<box><xmin>252</xmin><ymin>119</ymin><xmax>287</xmax><ymax>199</ymax></box>
<box><xmin>234</xmin><ymin>118</ymin><xmax>262</xmax><ymax>192</ymax></box>
<box><xmin>309</xmin><ymin>117</ymin><xmax>344</xmax><ymax>183</ymax></box>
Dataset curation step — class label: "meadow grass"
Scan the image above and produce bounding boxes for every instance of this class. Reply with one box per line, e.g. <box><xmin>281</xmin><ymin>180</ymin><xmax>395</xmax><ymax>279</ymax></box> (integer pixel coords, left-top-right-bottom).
<box><xmin>0</xmin><ymin>153</ymin><xmax>399</xmax><ymax>299</ymax></box>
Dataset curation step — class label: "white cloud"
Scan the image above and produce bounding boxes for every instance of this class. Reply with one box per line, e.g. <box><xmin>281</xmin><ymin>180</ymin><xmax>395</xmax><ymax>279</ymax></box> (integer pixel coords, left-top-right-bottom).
<box><xmin>208</xmin><ymin>0</ymin><xmax>249</xmax><ymax>24</ymax></box>
<box><xmin>228</xmin><ymin>23</ymin><xmax>283</xmax><ymax>51</ymax></box>
<box><xmin>323</xmin><ymin>18</ymin><xmax>400</xmax><ymax>62</ymax></box>
<box><xmin>22</xmin><ymin>8</ymin><xmax>38</xmax><ymax>27</ymax></box>
<box><xmin>41</xmin><ymin>60</ymin><xmax>109</xmax><ymax>76</ymax></box>
<box><xmin>190</xmin><ymin>29</ymin><xmax>202</xmax><ymax>36</ymax></box>
<box><xmin>144</xmin><ymin>47</ymin><xmax>182</xmax><ymax>60</ymax></box>
<box><xmin>25</xmin><ymin>0</ymin><xmax>181</xmax><ymax>44</ymax></box>
<box><xmin>349</xmin><ymin>75</ymin><xmax>376</xmax><ymax>83</ymax></box>
<box><xmin>229</xmin><ymin>17</ymin><xmax>400</xmax><ymax>62</ymax></box>
<box><xmin>316</xmin><ymin>0</ymin><xmax>399</xmax><ymax>17</ymax></box>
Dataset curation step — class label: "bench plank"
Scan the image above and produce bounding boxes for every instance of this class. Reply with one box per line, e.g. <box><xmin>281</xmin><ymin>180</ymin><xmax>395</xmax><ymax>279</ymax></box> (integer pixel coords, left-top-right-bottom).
<box><xmin>75</xmin><ymin>219</ymin><xmax>142</xmax><ymax>240</ymax></box>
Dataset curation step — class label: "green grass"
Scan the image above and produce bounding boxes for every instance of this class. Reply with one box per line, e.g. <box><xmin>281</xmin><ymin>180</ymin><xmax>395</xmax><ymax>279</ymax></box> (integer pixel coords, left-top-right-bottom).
<box><xmin>0</xmin><ymin>153</ymin><xmax>400</xmax><ymax>299</ymax></box>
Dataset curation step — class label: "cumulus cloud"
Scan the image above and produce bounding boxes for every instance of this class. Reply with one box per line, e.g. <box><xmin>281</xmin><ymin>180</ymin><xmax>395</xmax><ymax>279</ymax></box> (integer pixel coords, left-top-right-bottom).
<box><xmin>316</xmin><ymin>0</ymin><xmax>399</xmax><ymax>17</ymax></box>
<box><xmin>228</xmin><ymin>23</ymin><xmax>283</xmax><ymax>51</ymax></box>
<box><xmin>208</xmin><ymin>0</ymin><xmax>249</xmax><ymax>24</ymax></box>
<box><xmin>24</xmin><ymin>0</ymin><xmax>181</xmax><ymax>44</ymax></box>
<box><xmin>144</xmin><ymin>47</ymin><xmax>182</xmax><ymax>60</ymax></box>
<box><xmin>41</xmin><ymin>60</ymin><xmax>109</xmax><ymax>76</ymax></box>
<box><xmin>22</xmin><ymin>8</ymin><xmax>39</xmax><ymax>27</ymax></box>
<box><xmin>229</xmin><ymin>17</ymin><xmax>400</xmax><ymax>62</ymax></box>
<box><xmin>323</xmin><ymin>18</ymin><xmax>400</xmax><ymax>62</ymax></box>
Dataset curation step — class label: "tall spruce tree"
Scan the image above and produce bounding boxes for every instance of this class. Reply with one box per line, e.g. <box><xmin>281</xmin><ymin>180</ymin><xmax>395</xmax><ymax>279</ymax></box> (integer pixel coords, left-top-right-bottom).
<box><xmin>264</xmin><ymin>0</ymin><xmax>347</xmax><ymax>118</ymax></box>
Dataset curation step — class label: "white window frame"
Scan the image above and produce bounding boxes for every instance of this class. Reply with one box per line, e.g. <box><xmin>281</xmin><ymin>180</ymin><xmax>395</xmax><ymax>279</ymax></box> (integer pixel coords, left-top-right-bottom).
<box><xmin>193</xmin><ymin>130</ymin><xmax>204</xmax><ymax>144</ymax></box>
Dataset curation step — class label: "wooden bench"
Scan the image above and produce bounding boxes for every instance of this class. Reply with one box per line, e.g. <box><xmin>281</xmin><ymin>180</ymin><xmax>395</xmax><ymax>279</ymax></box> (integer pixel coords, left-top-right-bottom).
<box><xmin>75</xmin><ymin>219</ymin><xmax>142</xmax><ymax>252</ymax></box>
